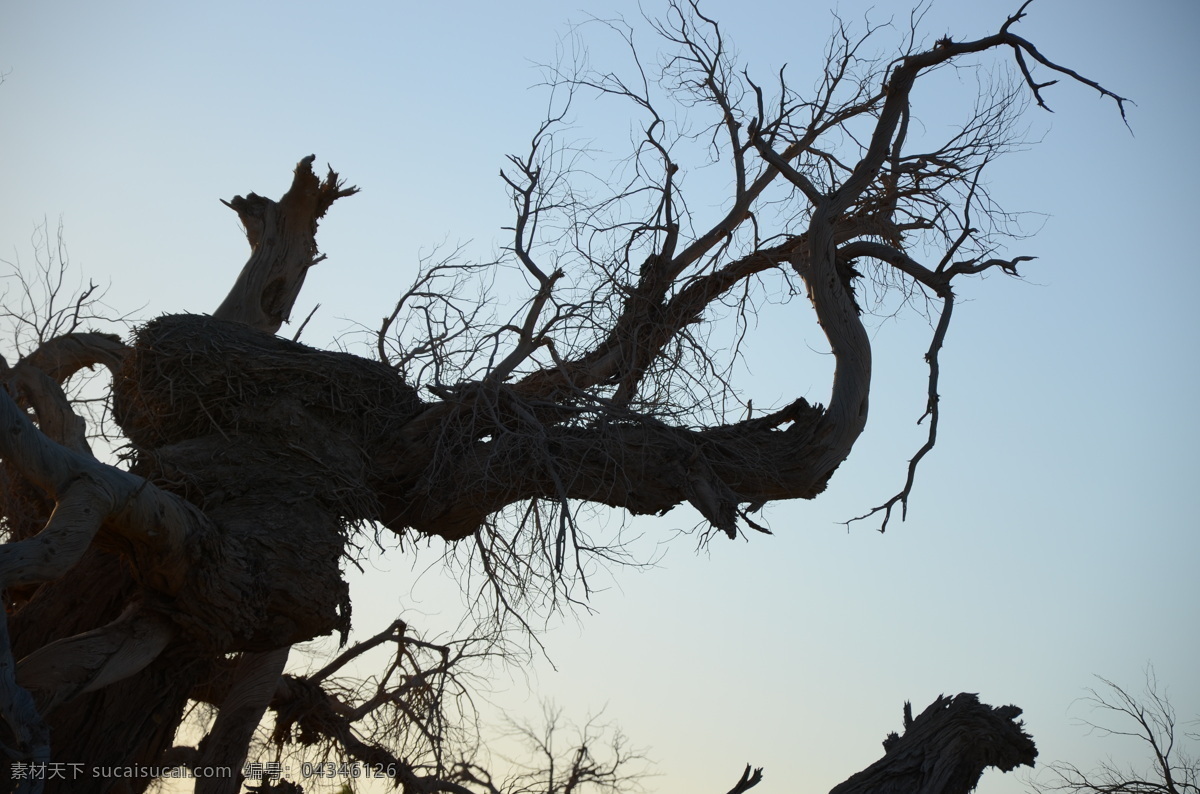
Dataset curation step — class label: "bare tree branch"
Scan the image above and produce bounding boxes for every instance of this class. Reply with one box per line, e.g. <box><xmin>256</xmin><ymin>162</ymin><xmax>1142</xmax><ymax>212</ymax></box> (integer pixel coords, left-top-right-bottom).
<box><xmin>1035</xmin><ymin>670</ymin><xmax>1199</xmax><ymax>794</ymax></box>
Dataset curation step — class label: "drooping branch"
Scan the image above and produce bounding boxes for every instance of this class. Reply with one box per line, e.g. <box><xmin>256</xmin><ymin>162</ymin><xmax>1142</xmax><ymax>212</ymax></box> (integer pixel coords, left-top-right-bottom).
<box><xmin>836</xmin><ymin>244</ymin><xmax>1033</xmax><ymax>532</ymax></box>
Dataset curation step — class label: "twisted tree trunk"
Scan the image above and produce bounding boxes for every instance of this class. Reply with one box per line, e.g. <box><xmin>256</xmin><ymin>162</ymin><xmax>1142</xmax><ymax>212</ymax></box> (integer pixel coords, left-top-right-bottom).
<box><xmin>0</xmin><ymin>159</ymin><xmax>1033</xmax><ymax>793</ymax></box>
<box><xmin>0</xmin><ymin>0</ymin><xmax>1131</xmax><ymax>783</ymax></box>
<box><xmin>0</xmin><ymin>159</ymin><xmax>363</xmax><ymax>794</ymax></box>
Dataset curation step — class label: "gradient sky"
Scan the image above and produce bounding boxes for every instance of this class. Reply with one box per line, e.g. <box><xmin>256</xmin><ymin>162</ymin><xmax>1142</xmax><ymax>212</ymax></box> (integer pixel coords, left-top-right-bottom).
<box><xmin>1</xmin><ymin>1</ymin><xmax>1197</xmax><ymax>793</ymax></box>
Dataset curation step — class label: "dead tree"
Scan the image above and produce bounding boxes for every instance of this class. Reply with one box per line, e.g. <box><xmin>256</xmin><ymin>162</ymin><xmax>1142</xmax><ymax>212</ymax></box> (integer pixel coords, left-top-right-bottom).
<box><xmin>0</xmin><ymin>2</ymin><xmax>1125</xmax><ymax>792</ymax></box>
<box><xmin>833</xmin><ymin>695</ymin><xmax>1037</xmax><ymax>794</ymax></box>
<box><xmin>1034</xmin><ymin>671</ymin><xmax>1199</xmax><ymax>794</ymax></box>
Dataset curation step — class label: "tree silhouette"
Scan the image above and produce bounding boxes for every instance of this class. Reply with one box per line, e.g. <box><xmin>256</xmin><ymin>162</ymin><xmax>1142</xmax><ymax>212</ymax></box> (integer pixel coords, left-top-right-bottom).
<box><xmin>0</xmin><ymin>2</ymin><xmax>1125</xmax><ymax>792</ymax></box>
<box><xmin>1035</xmin><ymin>671</ymin><xmax>1199</xmax><ymax>794</ymax></box>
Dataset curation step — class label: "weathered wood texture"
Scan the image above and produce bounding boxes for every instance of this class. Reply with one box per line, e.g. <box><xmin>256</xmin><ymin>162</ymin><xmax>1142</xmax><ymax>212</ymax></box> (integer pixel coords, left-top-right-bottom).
<box><xmin>831</xmin><ymin>694</ymin><xmax>1038</xmax><ymax>794</ymax></box>
<box><xmin>213</xmin><ymin>155</ymin><xmax>358</xmax><ymax>334</ymax></box>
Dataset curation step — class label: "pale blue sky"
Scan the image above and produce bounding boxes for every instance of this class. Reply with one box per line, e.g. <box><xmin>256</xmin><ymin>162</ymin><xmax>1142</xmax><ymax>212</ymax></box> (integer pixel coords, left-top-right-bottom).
<box><xmin>1</xmin><ymin>1</ymin><xmax>1197</xmax><ymax>793</ymax></box>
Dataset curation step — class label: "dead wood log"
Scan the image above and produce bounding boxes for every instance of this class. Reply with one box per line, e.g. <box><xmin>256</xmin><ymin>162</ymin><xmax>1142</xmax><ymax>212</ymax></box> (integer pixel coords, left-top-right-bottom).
<box><xmin>830</xmin><ymin>693</ymin><xmax>1037</xmax><ymax>794</ymax></box>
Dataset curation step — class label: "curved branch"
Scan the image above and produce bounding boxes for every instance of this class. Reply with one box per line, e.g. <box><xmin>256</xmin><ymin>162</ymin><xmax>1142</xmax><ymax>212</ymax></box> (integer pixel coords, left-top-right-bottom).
<box><xmin>0</xmin><ymin>476</ymin><xmax>111</xmax><ymax>588</ymax></box>
<box><xmin>0</xmin><ymin>386</ymin><xmax>196</xmax><ymax>575</ymax></box>
<box><xmin>18</xmin><ymin>332</ymin><xmax>128</xmax><ymax>384</ymax></box>
<box><xmin>5</xmin><ymin>363</ymin><xmax>91</xmax><ymax>455</ymax></box>
<box><xmin>796</xmin><ymin>213</ymin><xmax>871</xmax><ymax>478</ymax></box>
<box><xmin>2</xmin><ymin>333</ymin><xmax>128</xmax><ymax>456</ymax></box>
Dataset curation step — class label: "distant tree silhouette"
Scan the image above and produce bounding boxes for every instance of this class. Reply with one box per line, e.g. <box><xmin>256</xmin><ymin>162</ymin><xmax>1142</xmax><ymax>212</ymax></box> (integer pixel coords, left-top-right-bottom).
<box><xmin>1034</xmin><ymin>670</ymin><xmax>1199</xmax><ymax>794</ymax></box>
<box><xmin>0</xmin><ymin>1</ymin><xmax>1125</xmax><ymax>791</ymax></box>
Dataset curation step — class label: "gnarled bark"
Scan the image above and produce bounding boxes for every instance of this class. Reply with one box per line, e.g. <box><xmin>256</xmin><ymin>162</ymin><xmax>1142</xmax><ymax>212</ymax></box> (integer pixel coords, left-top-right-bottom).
<box><xmin>831</xmin><ymin>694</ymin><xmax>1038</xmax><ymax>794</ymax></box>
<box><xmin>0</xmin><ymin>160</ymin><xmax>363</xmax><ymax>792</ymax></box>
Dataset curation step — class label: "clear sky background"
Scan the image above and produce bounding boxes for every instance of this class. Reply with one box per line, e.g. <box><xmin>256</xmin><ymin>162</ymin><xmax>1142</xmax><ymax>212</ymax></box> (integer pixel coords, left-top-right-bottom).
<box><xmin>1</xmin><ymin>1</ymin><xmax>1197</xmax><ymax>793</ymax></box>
